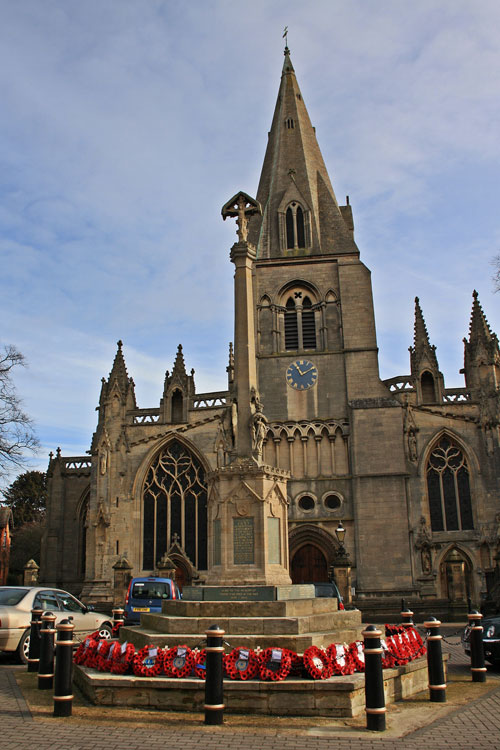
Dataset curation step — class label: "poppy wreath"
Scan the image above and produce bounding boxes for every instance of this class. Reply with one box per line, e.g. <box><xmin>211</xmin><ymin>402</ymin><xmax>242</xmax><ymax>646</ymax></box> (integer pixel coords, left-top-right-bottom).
<box><xmin>111</xmin><ymin>621</ymin><xmax>123</xmax><ymax>638</ymax></box>
<box><xmin>224</xmin><ymin>647</ymin><xmax>259</xmax><ymax>681</ymax></box>
<box><xmin>326</xmin><ymin>643</ymin><xmax>355</xmax><ymax>675</ymax></box>
<box><xmin>193</xmin><ymin>649</ymin><xmax>208</xmax><ymax>680</ymax></box>
<box><xmin>282</xmin><ymin>648</ymin><xmax>305</xmax><ymax>677</ymax></box>
<box><xmin>74</xmin><ymin>635</ymin><xmax>98</xmax><ymax>666</ymax></box>
<box><xmin>348</xmin><ymin>641</ymin><xmax>365</xmax><ymax>672</ymax></box>
<box><xmin>110</xmin><ymin>641</ymin><xmax>136</xmax><ymax>674</ymax></box>
<box><xmin>258</xmin><ymin>647</ymin><xmax>292</xmax><ymax>682</ymax></box>
<box><xmin>385</xmin><ymin>634</ymin><xmax>410</xmax><ymax>666</ymax></box>
<box><xmin>163</xmin><ymin>645</ymin><xmax>195</xmax><ymax>678</ymax></box>
<box><xmin>385</xmin><ymin>624</ymin><xmax>409</xmax><ymax>637</ymax></box>
<box><xmin>303</xmin><ymin>646</ymin><xmax>333</xmax><ymax>680</ymax></box>
<box><xmin>96</xmin><ymin>640</ymin><xmax>115</xmax><ymax>672</ymax></box>
<box><xmin>89</xmin><ymin>638</ymin><xmax>112</xmax><ymax>670</ymax></box>
<box><xmin>404</xmin><ymin>627</ymin><xmax>426</xmax><ymax>659</ymax></box>
<box><xmin>380</xmin><ymin>639</ymin><xmax>397</xmax><ymax>669</ymax></box>
<box><xmin>132</xmin><ymin>645</ymin><xmax>164</xmax><ymax>677</ymax></box>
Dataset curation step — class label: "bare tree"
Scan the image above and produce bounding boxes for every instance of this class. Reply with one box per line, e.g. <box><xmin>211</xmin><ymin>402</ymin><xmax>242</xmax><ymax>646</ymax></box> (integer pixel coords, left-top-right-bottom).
<box><xmin>0</xmin><ymin>345</ymin><xmax>39</xmax><ymax>480</ymax></box>
<box><xmin>493</xmin><ymin>254</ymin><xmax>500</xmax><ymax>293</ymax></box>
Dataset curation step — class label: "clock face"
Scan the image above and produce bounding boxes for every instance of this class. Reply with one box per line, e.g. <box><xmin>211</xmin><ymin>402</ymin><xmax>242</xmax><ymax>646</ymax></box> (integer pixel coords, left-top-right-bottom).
<box><xmin>286</xmin><ymin>359</ymin><xmax>318</xmax><ymax>390</ymax></box>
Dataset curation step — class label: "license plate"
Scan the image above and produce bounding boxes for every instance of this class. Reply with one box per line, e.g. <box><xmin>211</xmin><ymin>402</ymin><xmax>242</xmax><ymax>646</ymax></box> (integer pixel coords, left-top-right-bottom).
<box><xmin>132</xmin><ymin>607</ymin><xmax>150</xmax><ymax>612</ymax></box>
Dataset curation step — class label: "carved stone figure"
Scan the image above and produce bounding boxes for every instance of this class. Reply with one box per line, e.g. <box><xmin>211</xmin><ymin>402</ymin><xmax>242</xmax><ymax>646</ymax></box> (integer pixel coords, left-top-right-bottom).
<box><xmin>251</xmin><ymin>411</ymin><xmax>268</xmax><ymax>460</ymax></box>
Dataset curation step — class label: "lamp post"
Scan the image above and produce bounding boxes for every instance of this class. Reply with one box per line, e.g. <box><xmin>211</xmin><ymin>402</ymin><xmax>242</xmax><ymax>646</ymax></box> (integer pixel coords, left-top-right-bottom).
<box><xmin>329</xmin><ymin>520</ymin><xmax>352</xmax><ymax>606</ymax></box>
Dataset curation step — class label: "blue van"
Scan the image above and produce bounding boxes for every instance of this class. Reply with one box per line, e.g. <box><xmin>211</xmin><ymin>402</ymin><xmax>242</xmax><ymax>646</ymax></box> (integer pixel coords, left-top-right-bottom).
<box><xmin>124</xmin><ymin>577</ymin><xmax>181</xmax><ymax>625</ymax></box>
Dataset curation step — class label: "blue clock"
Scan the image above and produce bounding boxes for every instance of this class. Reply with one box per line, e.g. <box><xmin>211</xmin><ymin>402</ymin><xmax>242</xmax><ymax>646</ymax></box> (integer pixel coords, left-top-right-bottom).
<box><xmin>286</xmin><ymin>359</ymin><xmax>318</xmax><ymax>390</ymax></box>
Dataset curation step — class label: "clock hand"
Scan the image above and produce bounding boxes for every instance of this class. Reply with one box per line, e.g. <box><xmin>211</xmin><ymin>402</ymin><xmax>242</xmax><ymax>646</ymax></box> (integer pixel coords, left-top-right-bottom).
<box><xmin>301</xmin><ymin>367</ymin><xmax>314</xmax><ymax>376</ymax></box>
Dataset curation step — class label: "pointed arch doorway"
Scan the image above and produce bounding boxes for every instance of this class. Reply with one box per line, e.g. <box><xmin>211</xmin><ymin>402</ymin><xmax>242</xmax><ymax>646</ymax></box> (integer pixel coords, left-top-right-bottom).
<box><xmin>291</xmin><ymin>544</ymin><xmax>328</xmax><ymax>583</ymax></box>
<box><xmin>440</xmin><ymin>548</ymin><xmax>472</xmax><ymax>603</ymax></box>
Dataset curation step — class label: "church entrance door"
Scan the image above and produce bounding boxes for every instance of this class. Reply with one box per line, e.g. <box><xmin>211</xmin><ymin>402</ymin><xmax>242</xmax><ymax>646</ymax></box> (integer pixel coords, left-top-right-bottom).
<box><xmin>291</xmin><ymin>544</ymin><xmax>328</xmax><ymax>583</ymax></box>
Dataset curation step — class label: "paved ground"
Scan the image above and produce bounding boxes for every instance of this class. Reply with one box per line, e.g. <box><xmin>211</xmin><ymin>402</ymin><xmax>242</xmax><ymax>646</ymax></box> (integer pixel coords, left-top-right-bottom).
<box><xmin>1</xmin><ymin>626</ymin><xmax>500</xmax><ymax>749</ymax></box>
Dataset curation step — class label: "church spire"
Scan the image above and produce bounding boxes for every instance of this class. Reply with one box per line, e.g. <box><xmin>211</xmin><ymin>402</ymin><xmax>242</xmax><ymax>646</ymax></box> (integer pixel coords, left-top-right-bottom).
<box><xmin>108</xmin><ymin>340</ymin><xmax>130</xmax><ymax>393</ymax></box>
<box><xmin>409</xmin><ymin>297</ymin><xmax>439</xmax><ymax>374</ymax></box>
<box><xmin>409</xmin><ymin>298</ymin><xmax>443</xmax><ymax>403</ymax></box>
<box><xmin>463</xmin><ymin>290</ymin><xmax>500</xmax><ymax>393</ymax></box>
<box><xmin>249</xmin><ymin>49</ymin><xmax>357</xmax><ymax>258</ymax></box>
<box><xmin>171</xmin><ymin>344</ymin><xmax>187</xmax><ymax>378</ymax></box>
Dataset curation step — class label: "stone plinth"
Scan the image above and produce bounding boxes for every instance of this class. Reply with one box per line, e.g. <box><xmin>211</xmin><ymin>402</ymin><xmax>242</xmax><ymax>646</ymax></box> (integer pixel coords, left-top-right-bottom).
<box><xmin>120</xmin><ymin>597</ymin><xmax>362</xmax><ymax>652</ymax></box>
<box><xmin>207</xmin><ymin>459</ymin><xmax>291</xmax><ymax>586</ymax></box>
<box><xmin>74</xmin><ymin>655</ymin><xmax>441</xmax><ymax>718</ymax></box>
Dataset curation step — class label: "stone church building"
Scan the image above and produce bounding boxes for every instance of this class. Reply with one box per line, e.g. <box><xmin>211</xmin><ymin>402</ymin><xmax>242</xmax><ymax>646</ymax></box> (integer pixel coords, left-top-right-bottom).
<box><xmin>40</xmin><ymin>49</ymin><xmax>500</xmax><ymax>618</ymax></box>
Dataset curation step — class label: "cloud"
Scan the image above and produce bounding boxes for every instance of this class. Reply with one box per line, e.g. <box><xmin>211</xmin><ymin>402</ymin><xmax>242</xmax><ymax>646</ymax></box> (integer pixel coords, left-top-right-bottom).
<box><xmin>1</xmin><ymin>0</ymin><xmax>499</xmax><ymax>479</ymax></box>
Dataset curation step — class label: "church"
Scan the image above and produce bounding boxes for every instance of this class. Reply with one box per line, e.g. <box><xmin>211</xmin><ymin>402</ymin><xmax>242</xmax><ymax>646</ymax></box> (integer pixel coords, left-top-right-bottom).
<box><xmin>40</xmin><ymin>48</ymin><xmax>500</xmax><ymax>619</ymax></box>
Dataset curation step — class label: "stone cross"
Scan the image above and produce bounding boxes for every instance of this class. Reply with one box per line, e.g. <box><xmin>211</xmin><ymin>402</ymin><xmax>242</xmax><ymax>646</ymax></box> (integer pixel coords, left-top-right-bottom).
<box><xmin>221</xmin><ymin>191</ymin><xmax>262</xmax><ymax>243</ymax></box>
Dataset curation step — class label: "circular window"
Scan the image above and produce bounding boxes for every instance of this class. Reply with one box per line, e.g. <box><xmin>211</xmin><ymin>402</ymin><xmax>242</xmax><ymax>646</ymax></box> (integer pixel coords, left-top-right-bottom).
<box><xmin>298</xmin><ymin>495</ymin><xmax>315</xmax><ymax>512</ymax></box>
<box><xmin>324</xmin><ymin>494</ymin><xmax>341</xmax><ymax>511</ymax></box>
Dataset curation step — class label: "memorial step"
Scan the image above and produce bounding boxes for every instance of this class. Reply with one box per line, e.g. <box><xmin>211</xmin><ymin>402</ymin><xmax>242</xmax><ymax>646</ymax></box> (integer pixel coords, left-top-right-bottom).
<box><xmin>119</xmin><ymin>627</ymin><xmax>363</xmax><ymax>653</ymax></box>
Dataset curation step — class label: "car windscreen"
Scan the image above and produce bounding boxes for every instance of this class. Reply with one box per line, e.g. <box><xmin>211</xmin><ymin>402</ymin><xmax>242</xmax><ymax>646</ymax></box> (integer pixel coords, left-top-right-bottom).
<box><xmin>131</xmin><ymin>582</ymin><xmax>171</xmax><ymax>600</ymax></box>
<box><xmin>0</xmin><ymin>588</ymin><xmax>29</xmax><ymax>606</ymax></box>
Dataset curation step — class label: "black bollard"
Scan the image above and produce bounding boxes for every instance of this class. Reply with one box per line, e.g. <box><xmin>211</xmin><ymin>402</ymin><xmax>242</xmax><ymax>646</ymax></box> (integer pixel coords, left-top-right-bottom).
<box><xmin>53</xmin><ymin>618</ymin><xmax>75</xmax><ymax>717</ymax></box>
<box><xmin>363</xmin><ymin>625</ymin><xmax>386</xmax><ymax>731</ymax></box>
<box><xmin>112</xmin><ymin>608</ymin><xmax>124</xmax><ymax>626</ymax></box>
<box><xmin>38</xmin><ymin>611</ymin><xmax>57</xmax><ymax>690</ymax></box>
<box><xmin>423</xmin><ymin>617</ymin><xmax>446</xmax><ymax>702</ymax></box>
<box><xmin>27</xmin><ymin>607</ymin><xmax>43</xmax><ymax>673</ymax></box>
<box><xmin>204</xmin><ymin>624</ymin><xmax>225</xmax><ymax>725</ymax></box>
<box><xmin>468</xmin><ymin>610</ymin><xmax>486</xmax><ymax>683</ymax></box>
<box><xmin>401</xmin><ymin>603</ymin><xmax>414</xmax><ymax>626</ymax></box>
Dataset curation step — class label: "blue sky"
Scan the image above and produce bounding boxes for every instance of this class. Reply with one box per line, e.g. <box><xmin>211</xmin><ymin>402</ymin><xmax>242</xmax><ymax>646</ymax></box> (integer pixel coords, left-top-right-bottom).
<box><xmin>1</xmin><ymin>0</ymin><xmax>499</xmax><ymax>484</ymax></box>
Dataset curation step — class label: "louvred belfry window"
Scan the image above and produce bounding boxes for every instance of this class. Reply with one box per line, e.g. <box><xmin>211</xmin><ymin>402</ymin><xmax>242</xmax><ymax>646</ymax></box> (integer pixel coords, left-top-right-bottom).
<box><xmin>284</xmin><ymin>293</ymin><xmax>317</xmax><ymax>351</ymax></box>
<box><xmin>143</xmin><ymin>440</ymin><xmax>207</xmax><ymax>570</ymax></box>
<box><xmin>426</xmin><ymin>437</ymin><xmax>473</xmax><ymax>532</ymax></box>
<box><xmin>284</xmin><ymin>297</ymin><xmax>299</xmax><ymax>349</ymax></box>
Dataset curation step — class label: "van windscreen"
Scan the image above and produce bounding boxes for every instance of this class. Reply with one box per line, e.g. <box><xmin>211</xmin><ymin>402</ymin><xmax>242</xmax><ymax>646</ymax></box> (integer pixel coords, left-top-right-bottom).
<box><xmin>131</xmin><ymin>582</ymin><xmax>171</xmax><ymax>600</ymax></box>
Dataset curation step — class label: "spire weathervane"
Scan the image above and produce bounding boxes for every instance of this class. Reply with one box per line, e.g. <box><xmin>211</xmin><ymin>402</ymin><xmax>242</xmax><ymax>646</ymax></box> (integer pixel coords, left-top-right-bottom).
<box><xmin>283</xmin><ymin>25</ymin><xmax>289</xmax><ymax>53</ymax></box>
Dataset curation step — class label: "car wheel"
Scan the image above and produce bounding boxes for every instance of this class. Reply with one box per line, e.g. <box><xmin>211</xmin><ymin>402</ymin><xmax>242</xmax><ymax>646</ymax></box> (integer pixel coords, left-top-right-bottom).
<box><xmin>17</xmin><ymin>630</ymin><xmax>30</xmax><ymax>665</ymax></box>
<box><xmin>98</xmin><ymin>624</ymin><xmax>112</xmax><ymax>640</ymax></box>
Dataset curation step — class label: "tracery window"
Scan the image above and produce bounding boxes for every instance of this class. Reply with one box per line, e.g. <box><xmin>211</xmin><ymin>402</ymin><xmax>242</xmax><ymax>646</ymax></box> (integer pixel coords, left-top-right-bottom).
<box><xmin>426</xmin><ymin>437</ymin><xmax>473</xmax><ymax>532</ymax></box>
<box><xmin>143</xmin><ymin>440</ymin><xmax>207</xmax><ymax>570</ymax></box>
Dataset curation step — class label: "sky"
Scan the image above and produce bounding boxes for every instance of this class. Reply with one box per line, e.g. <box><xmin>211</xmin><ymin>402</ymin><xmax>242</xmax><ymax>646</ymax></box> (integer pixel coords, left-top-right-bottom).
<box><xmin>1</xmin><ymin>0</ymin><xmax>499</xmax><ymax>486</ymax></box>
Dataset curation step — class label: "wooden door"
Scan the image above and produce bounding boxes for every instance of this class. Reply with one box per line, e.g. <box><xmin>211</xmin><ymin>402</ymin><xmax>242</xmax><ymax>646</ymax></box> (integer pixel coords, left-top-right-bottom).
<box><xmin>291</xmin><ymin>544</ymin><xmax>328</xmax><ymax>583</ymax></box>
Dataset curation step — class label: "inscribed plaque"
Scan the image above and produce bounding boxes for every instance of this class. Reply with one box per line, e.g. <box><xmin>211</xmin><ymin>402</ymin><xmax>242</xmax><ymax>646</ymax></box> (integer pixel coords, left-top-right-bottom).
<box><xmin>267</xmin><ymin>517</ymin><xmax>281</xmax><ymax>564</ymax></box>
<box><xmin>233</xmin><ymin>517</ymin><xmax>254</xmax><ymax>564</ymax></box>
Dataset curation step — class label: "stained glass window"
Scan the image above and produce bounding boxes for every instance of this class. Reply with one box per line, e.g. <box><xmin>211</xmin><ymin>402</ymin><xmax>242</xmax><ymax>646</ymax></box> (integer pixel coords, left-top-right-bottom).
<box><xmin>143</xmin><ymin>440</ymin><xmax>207</xmax><ymax>570</ymax></box>
<box><xmin>426</xmin><ymin>437</ymin><xmax>473</xmax><ymax>532</ymax></box>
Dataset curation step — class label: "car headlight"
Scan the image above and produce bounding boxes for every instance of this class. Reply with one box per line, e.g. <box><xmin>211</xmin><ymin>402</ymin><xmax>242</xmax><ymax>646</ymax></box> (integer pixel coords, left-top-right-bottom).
<box><xmin>486</xmin><ymin>625</ymin><xmax>496</xmax><ymax>638</ymax></box>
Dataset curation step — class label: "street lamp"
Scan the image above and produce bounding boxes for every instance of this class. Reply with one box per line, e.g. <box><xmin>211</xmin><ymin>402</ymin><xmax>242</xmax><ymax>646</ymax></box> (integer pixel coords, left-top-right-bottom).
<box><xmin>335</xmin><ymin>520</ymin><xmax>346</xmax><ymax>552</ymax></box>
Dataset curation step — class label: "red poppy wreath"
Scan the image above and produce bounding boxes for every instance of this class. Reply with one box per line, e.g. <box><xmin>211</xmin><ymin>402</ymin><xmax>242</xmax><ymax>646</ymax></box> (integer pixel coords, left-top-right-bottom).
<box><xmin>74</xmin><ymin>633</ymin><xmax>99</xmax><ymax>666</ymax></box>
<box><xmin>110</xmin><ymin>641</ymin><xmax>136</xmax><ymax>674</ymax></box>
<box><xmin>163</xmin><ymin>645</ymin><xmax>195</xmax><ymax>678</ymax></box>
<box><xmin>132</xmin><ymin>645</ymin><xmax>164</xmax><ymax>677</ymax></box>
<box><xmin>224</xmin><ymin>647</ymin><xmax>259</xmax><ymax>681</ymax></box>
<box><xmin>258</xmin><ymin>647</ymin><xmax>292</xmax><ymax>682</ymax></box>
<box><xmin>303</xmin><ymin>646</ymin><xmax>332</xmax><ymax>680</ymax></box>
<box><xmin>326</xmin><ymin>643</ymin><xmax>355</xmax><ymax>675</ymax></box>
<box><xmin>348</xmin><ymin>640</ymin><xmax>365</xmax><ymax>672</ymax></box>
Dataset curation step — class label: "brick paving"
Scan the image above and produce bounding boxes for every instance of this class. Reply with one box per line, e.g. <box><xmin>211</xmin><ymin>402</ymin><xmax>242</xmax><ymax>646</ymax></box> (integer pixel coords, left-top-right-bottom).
<box><xmin>1</xmin><ymin>627</ymin><xmax>499</xmax><ymax>749</ymax></box>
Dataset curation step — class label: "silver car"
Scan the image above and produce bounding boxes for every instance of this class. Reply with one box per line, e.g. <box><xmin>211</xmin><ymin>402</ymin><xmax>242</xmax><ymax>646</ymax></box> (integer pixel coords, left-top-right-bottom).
<box><xmin>0</xmin><ymin>586</ymin><xmax>113</xmax><ymax>663</ymax></box>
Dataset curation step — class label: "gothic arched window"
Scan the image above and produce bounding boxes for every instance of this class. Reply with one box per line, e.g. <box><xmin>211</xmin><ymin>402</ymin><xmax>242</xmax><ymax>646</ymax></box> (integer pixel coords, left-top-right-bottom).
<box><xmin>421</xmin><ymin>371</ymin><xmax>436</xmax><ymax>403</ymax></box>
<box><xmin>283</xmin><ymin>289</ymin><xmax>317</xmax><ymax>351</ymax></box>
<box><xmin>283</xmin><ymin>202</ymin><xmax>309</xmax><ymax>250</ymax></box>
<box><xmin>426</xmin><ymin>437</ymin><xmax>473</xmax><ymax>532</ymax></box>
<box><xmin>171</xmin><ymin>389</ymin><xmax>183</xmax><ymax>423</ymax></box>
<box><xmin>143</xmin><ymin>440</ymin><xmax>207</xmax><ymax>571</ymax></box>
